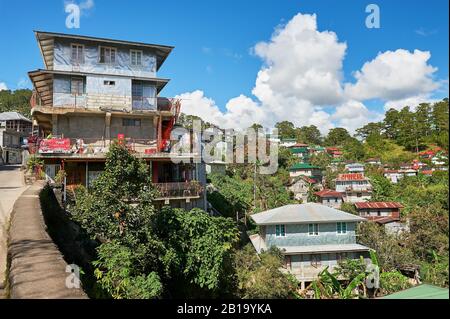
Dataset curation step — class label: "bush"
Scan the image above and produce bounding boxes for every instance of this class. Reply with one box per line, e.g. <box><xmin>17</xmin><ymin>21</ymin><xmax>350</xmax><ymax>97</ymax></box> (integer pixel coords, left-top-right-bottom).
<box><xmin>379</xmin><ymin>271</ymin><xmax>412</xmax><ymax>295</ymax></box>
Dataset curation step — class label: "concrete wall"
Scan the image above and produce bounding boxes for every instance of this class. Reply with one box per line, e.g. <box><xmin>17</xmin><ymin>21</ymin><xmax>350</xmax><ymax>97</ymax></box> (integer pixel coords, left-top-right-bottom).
<box><xmin>7</xmin><ymin>182</ymin><xmax>87</xmax><ymax>298</ymax></box>
<box><xmin>53</xmin><ymin>74</ymin><xmax>156</xmax><ymax>110</ymax></box>
<box><xmin>53</xmin><ymin>38</ymin><xmax>157</xmax><ymax>78</ymax></box>
<box><xmin>109</xmin><ymin>116</ymin><xmax>155</xmax><ymax>140</ymax></box>
<box><xmin>53</xmin><ymin>114</ymin><xmax>155</xmax><ymax>141</ymax></box>
<box><xmin>320</xmin><ymin>198</ymin><xmax>343</xmax><ymax>208</ymax></box>
<box><xmin>265</xmin><ymin>222</ymin><xmax>357</xmax><ymax>247</ymax></box>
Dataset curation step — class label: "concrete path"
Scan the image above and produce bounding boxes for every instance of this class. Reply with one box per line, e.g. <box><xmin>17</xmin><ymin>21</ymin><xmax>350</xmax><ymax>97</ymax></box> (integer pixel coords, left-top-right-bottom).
<box><xmin>7</xmin><ymin>182</ymin><xmax>87</xmax><ymax>298</ymax></box>
<box><xmin>0</xmin><ymin>165</ymin><xmax>28</xmax><ymax>294</ymax></box>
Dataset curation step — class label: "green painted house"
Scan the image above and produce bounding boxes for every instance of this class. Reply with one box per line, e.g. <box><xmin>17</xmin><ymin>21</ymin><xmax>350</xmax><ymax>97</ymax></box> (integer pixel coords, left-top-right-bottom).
<box><xmin>249</xmin><ymin>203</ymin><xmax>371</xmax><ymax>288</ymax></box>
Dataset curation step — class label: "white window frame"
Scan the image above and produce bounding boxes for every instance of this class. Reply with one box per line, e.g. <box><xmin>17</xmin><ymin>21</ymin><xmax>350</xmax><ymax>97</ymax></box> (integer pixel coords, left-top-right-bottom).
<box><xmin>275</xmin><ymin>224</ymin><xmax>286</xmax><ymax>237</ymax></box>
<box><xmin>71</xmin><ymin>43</ymin><xmax>84</xmax><ymax>64</ymax></box>
<box><xmin>99</xmin><ymin>46</ymin><xmax>117</xmax><ymax>64</ymax></box>
<box><xmin>308</xmin><ymin>223</ymin><xmax>319</xmax><ymax>236</ymax></box>
<box><xmin>130</xmin><ymin>49</ymin><xmax>143</xmax><ymax>66</ymax></box>
<box><xmin>336</xmin><ymin>222</ymin><xmax>347</xmax><ymax>235</ymax></box>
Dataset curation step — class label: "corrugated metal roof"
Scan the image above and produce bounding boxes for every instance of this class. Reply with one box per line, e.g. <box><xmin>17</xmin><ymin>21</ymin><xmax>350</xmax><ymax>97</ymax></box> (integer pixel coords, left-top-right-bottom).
<box><xmin>381</xmin><ymin>284</ymin><xmax>449</xmax><ymax>299</ymax></box>
<box><xmin>289</xmin><ymin>163</ymin><xmax>320</xmax><ymax>171</ymax></box>
<box><xmin>355</xmin><ymin>202</ymin><xmax>403</xmax><ymax>209</ymax></box>
<box><xmin>336</xmin><ymin>173</ymin><xmax>367</xmax><ymax>181</ymax></box>
<box><xmin>315</xmin><ymin>189</ymin><xmax>344</xmax><ymax>198</ymax></box>
<box><xmin>278</xmin><ymin>243</ymin><xmax>371</xmax><ymax>254</ymax></box>
<box><xmin>0</xmin><ymin>112</ymin><xmax>31</xmax><ymax>122</ymax></box>
<box><xmin>250</xmin><ymin>203</ymin><xmax>366</xmax><ymax>225</ymax></box>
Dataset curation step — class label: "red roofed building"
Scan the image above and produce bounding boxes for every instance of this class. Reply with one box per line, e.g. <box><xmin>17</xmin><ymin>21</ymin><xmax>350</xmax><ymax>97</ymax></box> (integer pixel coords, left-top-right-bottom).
<box><xmin>355</xmin><ymin>202</ymin><xmax>408</xmax><ymax>234</ymax></box>
<box><xmin>315</xmin><ymin>189</ymin><xmax>344</xmax><ymax>208</ymax></box>
<box><xmin>355</xmin><ymin>202</ymin><xmax>403</xmax><ymax>221</ymax></box>
<box><xmin>335</xmin><ymin>173</ymin><xmax>372</xmax><ymax>203</ymax></box>
<box><xmin>326</xmin><ymin>147</ymin><xmax>343</xmax><ymax>158</ymax></box>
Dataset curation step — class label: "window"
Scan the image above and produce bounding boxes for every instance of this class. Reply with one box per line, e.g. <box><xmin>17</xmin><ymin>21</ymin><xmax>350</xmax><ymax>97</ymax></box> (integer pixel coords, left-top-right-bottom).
<box><xmin>104</xmin><ymin>80</ymin><xmax>115</xmax><ymax>86</ymax></box>
<box><xmin>70</xmin><ymin>77</ymin><xmax>84</xmax><ymax>95</ymax></box>
<box><xmin>132</xmin><ymin>81</ymin><xmax>144</xmax><ymax>97</ymax></box>
<box><xmin>308</xmin><ymin>223</ymin><xmax>319</xmax><ymax>236</ymax></box>
<box><xmin>335</xmin><ymin>198</ymin><xmax>338</xmax><ymax>203</ymax></box>
<box><xmin>311</xmin><ymin>254</ymin><xmax>322</xmax><ymax>267</ymax></box>
<box><xmin>71</xmin><ymin>44</ymin><xmax>84</xmax><ymax>64</ymax></box>
<box><xmin>275</xmin><ymin>224</ymin><xmax>286</xmax><ymax>237</ymax></box>
<box><xmin>337</xmin><ymin>222</ymin><xmax>347</xmax><ymax>234</ymax></box>
<box><xmin>130</xmin><ymin>49</ymin><xmax>143</xmax><ymax>66</ymax></box>
<box><xmin>122</xmin><ymin>119</ymin><xmax>141</xmax><ymax>127</ymax></box>
<box><xmin>99</xmin><ymin>46</ymin><xmax>116</xmax><ymax>64</ymax></box>
<box><xmin>357</xmin><ymin>192</ymin><xmax>362</xmax><ymax>197</ymax></box>
<box><xmin>377</xmin><ymin>211</ymin><xmax>381</xmax><ymax>216</ymax></box>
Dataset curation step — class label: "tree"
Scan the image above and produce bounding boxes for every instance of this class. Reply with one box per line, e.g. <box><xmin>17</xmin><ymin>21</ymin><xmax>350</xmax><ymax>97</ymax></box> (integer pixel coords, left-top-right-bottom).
<box><xmin>72</xmin><ymin>143</ymin><xmax>240</xmax><ymax>298</ymax></box>
<box><xmin>324</xmin><ymin>128</ymin><xmax>352</xmax><ymax>146</ymax></box>
<box><xmin>342</xmin><ymin>137</ymin><xmax>366</xmax><ymax>161</ymax></box>
<box><xmin>310</xmin><ymin>152</ymin><xmax>332</xmax><ymax>170</ymax></box>
<box><xmin>383</xmin><ymin>108</ymin><xmax>401</xmax><ymax>140</ymax></box>
<box><xmin>355</xmin><ymin>122</ymin><xmax>383</xmax><ymax>140</ymax></box>
<box><xmin>275</xmin><ymin>121</ymin><xmax>296</xmax><ymax>139</ymax></box>
<box><xmin>0</xmin><ymin>89</ymin><xmax>33</xmax><ymax>118</ymax></box>
<box><xmin>296</xmin><ymin>125</ymin><xmax>322</xmax><ymax>145</ymax></box>
<box><xmin>234</xmin><ymin>245</ymin><xmax>299</xmax><ymax>299</ymax></box>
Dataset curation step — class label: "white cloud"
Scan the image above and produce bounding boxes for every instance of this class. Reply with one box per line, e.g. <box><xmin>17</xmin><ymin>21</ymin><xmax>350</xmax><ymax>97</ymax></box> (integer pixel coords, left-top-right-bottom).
<box><xmin>331</xmin><ymin>100</ymin><xmax>383</xmax><ymax>133</ymax></box>
<box><xmin>383</xmin><ymin>95</ymin><xmax>439</xmax><ymax>111</ymax></box>
<box><xmin>176</xmin><ymin>13</ymin><xmax>442</xmax><ymax>134</ymax></box>
<box><xmin>345</xmin><ymin>49</ymin><xmax>439</xmax><ymax>101</ymax></box>
<box><xmin>0</xmin><ymin>82</ymin><xmax>8</xmax><ymax>91</ymax></box>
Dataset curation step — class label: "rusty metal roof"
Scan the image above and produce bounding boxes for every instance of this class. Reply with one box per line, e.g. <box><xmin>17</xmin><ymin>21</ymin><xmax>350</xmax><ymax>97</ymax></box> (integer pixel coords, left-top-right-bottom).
<box><xmin>354</xmin><ymin>202</ymin><xmax>403</xmax><ymax>209</ymax></box>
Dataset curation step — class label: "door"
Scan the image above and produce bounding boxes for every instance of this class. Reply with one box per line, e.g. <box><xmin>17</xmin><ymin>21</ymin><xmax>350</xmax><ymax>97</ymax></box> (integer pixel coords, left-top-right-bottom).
<box><xmin>311</xmin><ymin>254</ymin><xmax>322</xmax><ymax>268</ymax></box>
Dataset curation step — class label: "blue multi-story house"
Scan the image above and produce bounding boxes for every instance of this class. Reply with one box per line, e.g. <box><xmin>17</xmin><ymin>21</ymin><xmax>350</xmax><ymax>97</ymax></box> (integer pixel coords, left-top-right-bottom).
<box><xmin>28</xmin><ymin>31</ymin><xmax>206</xmax><ymax>210</ymax></box>
<box><xmin>249</xmin><ymin>203</ymin><xmax>371</xmax><ymax>288</ymax></box>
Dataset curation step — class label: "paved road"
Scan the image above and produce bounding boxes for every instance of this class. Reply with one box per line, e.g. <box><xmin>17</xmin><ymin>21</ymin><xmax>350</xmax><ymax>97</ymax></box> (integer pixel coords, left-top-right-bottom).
<box><xmin>0</xmin><ymin>165</ymin><xmax>28</xmax><ymax>294</ymax></box>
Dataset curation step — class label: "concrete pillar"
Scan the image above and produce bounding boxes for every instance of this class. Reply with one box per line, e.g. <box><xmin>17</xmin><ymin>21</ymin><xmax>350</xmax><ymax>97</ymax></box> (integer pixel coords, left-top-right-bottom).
<box><xmin>301</xmin><ymin>281</ymin><xmax>305</xmax><ymax>290</ymax></box>
<box><xmin>153</xmin><ymin>116</ymin><xmax>158</xmax><ymax>141</ymax></box>
<box><xmin>51</xmin><ymin>114</ymin><xmax>58</xmax><ymax>136</ymax></box>
<box><xmin>105</xmin><ymin>112</ymin><xmax>111</xmax><ymax>142</ymax></box>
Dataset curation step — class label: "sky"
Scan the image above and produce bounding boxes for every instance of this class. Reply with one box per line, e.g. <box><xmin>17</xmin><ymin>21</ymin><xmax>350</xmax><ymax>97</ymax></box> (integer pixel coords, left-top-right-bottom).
<box><xmin>0</xmin><ymin>0</ymin><xmax>448</xmax><ymax>133</ymax></box>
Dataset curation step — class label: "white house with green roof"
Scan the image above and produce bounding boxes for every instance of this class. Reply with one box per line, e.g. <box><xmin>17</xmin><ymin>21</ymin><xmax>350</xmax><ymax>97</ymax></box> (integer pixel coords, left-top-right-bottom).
<box><xmin>289</xmin><ymin>162</ymin><xmax>322</xmax><ymax>182</ymax></box>
<box><xmin>249</xmin><ymin>203</ymin><xmax>371</xmax><ymax>288</ymax></box>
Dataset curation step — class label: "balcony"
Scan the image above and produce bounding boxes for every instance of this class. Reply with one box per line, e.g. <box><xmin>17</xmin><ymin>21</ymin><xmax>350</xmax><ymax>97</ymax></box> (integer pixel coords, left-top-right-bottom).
<box><xmin>31</xmin><ymin>90</ymin><xmax>179</xmax><ymax>116</ymax></box>
<box><xmin>29</xmin><ymin>136</ymin><xmax>197</xmax><ymax>159</ymax></box>
<box><xmin>154</xmin><ymin>181</ymin><xmax>203</xmax><ymax>200</ymax></box>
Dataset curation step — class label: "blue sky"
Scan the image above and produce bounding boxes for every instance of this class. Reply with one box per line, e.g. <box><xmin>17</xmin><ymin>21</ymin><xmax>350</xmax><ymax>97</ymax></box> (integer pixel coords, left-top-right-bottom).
<box><xmin>0</xmin><ymin>0</ymin><xmax>448</xmax><ymax>131</ymax></box>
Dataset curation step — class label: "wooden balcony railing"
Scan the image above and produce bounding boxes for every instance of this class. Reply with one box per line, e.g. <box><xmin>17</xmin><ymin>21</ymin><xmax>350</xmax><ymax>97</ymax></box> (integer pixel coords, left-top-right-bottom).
<box><xmin>154</xmin><ymin>181</ymin><xmax>203</xmax><ymax>199</ymax></box>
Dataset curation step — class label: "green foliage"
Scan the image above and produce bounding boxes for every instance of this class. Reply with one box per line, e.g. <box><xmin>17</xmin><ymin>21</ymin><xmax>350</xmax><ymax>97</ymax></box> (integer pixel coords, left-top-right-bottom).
<box><xmin>357</xmin><ymin>222</ymin><xmax>415</xmax><ymax>272</ymax></box>
<box><xmin>234</xmin><ymin>245</ymin><xmax>299</xmax><ymax>299</ymax></box>
<box><xmin>93</xmin><ymin>241</ymin><xmax>163</xmax><ymax>299</ymax></box>
<box><xmin>309</xmin><ymin>152</ymin><xmax>332</xmax><ymax>170</ymax></box>
<box><xmin>296</xmin><ymin>125</ymin><xmax>322</xmax><ymax>144</ymax></box>
<box><xmin>339</xmin><ymin>202</ymin><xmax>358</xmax><ymax>215</ymax></box>
<box><xmin>0</xmin><ymin>89</ymin><xmax>32</xmax><ymax>118</ymax></box>
<box><xmin>310</xmin><ymin>267</ymin><xmax>366</xmax><ymax>299</ymax></box>
<box><xmin>71</xmin><ymin>143</ymin><xmax>240</xmax><ymax>298</ymax></box>
<box><xmin>275</xmin><ymin>121</ymin><xmax>296</xmax><ymax>139</ymax></box>
<box><xmin>324</xmin><ymin>128</ymin><xmax>352</xmax><ymax>146</ymax></box>
<box><xmin>379</xmin><ymin>271</ymin><xmax>412</xmax><ymax>295</ymax></box>
<box><xmin>367</xmin><ymin>174</ymin><xmax>393</xmax><ymax>201</ymax></box>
